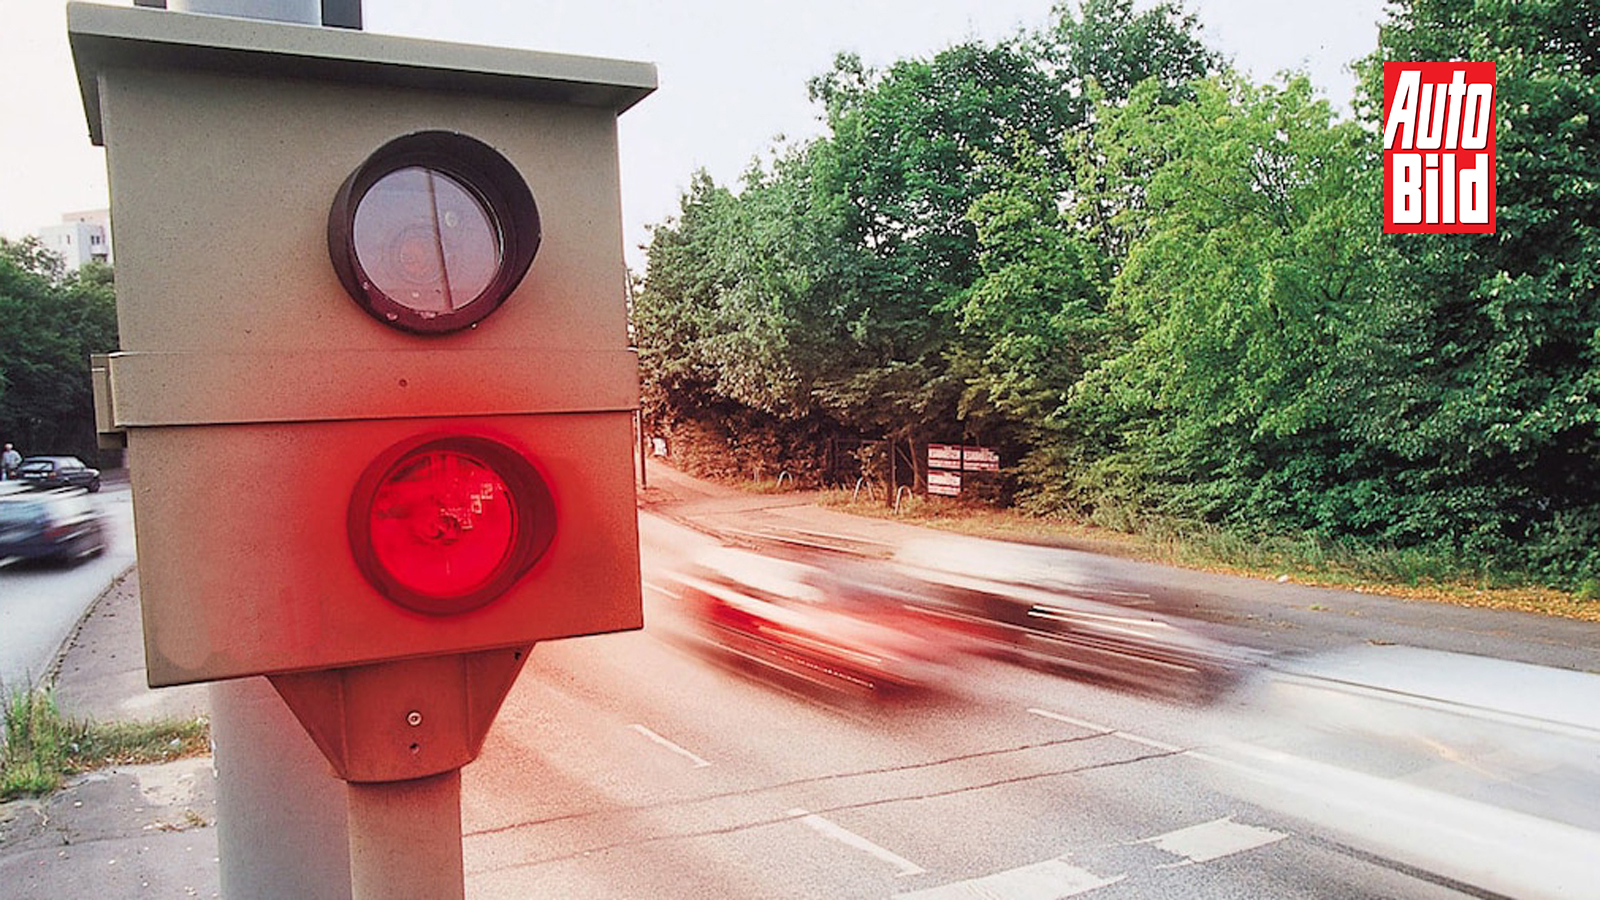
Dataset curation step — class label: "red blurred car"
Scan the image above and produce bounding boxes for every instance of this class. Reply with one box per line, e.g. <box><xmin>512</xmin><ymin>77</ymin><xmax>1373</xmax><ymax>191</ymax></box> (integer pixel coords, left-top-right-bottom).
<box><xmin>670</xmin><ymin>547</ymin><xmax>951</xmax><ymax>697</ymax></box>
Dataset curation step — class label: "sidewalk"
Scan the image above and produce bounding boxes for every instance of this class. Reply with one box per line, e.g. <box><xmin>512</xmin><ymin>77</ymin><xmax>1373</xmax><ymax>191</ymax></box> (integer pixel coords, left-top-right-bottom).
<box><xmin>0</xmin><ymin>569</ymin><xmax>218</xmax><ymax>899</ymax></box>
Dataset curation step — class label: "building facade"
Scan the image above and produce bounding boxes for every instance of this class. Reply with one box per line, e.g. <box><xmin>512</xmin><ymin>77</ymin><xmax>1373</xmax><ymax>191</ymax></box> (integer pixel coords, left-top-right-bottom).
<box><xmin>37</xmin><ymin>209</ymin><xmax>113</xmax><ymax>271</ymax></box>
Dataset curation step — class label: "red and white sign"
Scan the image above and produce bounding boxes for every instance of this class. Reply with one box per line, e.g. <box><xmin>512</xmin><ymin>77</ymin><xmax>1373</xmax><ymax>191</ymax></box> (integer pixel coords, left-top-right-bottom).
<box><xmin>928</xmin><ymin>470</ymin><xmax>961</xmax><ymax>497</ymax></box>
<box><xmin>927</xmin><ymin>443</ymin><xmax>1000</xmax><ymax>472</ymax></box>
<box><xmin>1383</xmin><ymin>62</ymin><xmax>1496</xmax><ymax>233</ymax></box>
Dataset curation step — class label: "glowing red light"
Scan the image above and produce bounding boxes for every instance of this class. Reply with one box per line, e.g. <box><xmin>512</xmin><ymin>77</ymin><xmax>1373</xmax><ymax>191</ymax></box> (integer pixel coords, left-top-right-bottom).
<box><xmin>350</xmin><ymin>436</ymin><xmax>555</xmax><ymax>615</ymax></box>
<box><xmin>369</xmin><ymin>448</ymin><xmax>517</xmax><ymax>600</ymax></box>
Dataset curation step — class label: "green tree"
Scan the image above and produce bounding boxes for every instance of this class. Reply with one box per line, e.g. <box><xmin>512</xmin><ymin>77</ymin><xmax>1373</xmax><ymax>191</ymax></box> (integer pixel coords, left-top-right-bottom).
<box><xmin>0</xmin><ymin>238</ymin><xmax>119</xmax><ymax>463</ymax></box>
<box><xmin>634</xmin><ymin>153</ymin><xmax>852</xmax><ymax>480</ymax></box>
<box><xmin>636</xmin><ymin>1</ymin><xmax>1223</xmax><ymax>490</ymax></box>
<box><xmin>1343</xmin><ymin>0</ymin><xmax>1600</xmax><ymax>577</ymax></box>
<box><xmin>1064</xmin><ymin>74</ymin><xmax>1380</xmax><ymax>529</ymax></box>
<box><xmin>954</xmin><ymin>0</ymin><xmax>1221</xmax><ymax>506</ymax></box>
<box><xmin>1048</xmin><ymin>0</ymin><xmax>1222</xmax><ymax>261</ymax></box>
<box><xmin>634</xmin><ymin>171</ymin><xmax>726</xmax><ymax>425</ymax></box>
<box><xmin>1048</xmin><ymin>0</ymin><xmax>1219</xmax><ymax>107</ymax></box>
<box><xmin>956</xmin><ymin>135</ymin><xmax>1113</xmax><ymax>507</ymax></box>
<box><xmin>808</xmin><ymin>41</ymin><xmax>1069</xmax><ymax>475</ymax></box>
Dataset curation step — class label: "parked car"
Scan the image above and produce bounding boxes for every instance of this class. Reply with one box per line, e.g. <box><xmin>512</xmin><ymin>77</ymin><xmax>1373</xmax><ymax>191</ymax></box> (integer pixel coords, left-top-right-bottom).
<box><xmin>0</xmin><ymin>488</ymin><xmax>108</xmax><ymax>564</ymax></box>
<box><xmin>15</xmin><ymin>456</ymin><xmax>101</xmax><ymax>492</ymax></box>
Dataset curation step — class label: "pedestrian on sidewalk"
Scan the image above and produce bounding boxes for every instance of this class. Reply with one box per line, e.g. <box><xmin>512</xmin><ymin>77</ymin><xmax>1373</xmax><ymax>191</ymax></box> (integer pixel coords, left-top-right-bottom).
<box><xmin>1</xmin><ymin>442</ymin><xmax>20</xmax><ymax>480</ymax></box>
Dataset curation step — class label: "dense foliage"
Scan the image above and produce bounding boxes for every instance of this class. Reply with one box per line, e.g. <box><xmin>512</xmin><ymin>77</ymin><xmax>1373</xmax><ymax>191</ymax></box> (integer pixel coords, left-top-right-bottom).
<box><xmin>633</xmin><ymin>0</ymin><xmax>1599</xmax><ymax>587</ymax></box>
<box><xmin>0</xmin><ymin>237</ymin><xmax>119</xmax><ymax>465</ymax></box>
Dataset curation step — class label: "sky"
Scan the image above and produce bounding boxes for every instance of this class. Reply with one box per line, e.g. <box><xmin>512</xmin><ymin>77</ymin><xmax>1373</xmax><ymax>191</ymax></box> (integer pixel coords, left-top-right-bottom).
<box><xmin>0</xmin><ymin>0</ymin><xmax>1387</xmax><ymax>270</ymax></box>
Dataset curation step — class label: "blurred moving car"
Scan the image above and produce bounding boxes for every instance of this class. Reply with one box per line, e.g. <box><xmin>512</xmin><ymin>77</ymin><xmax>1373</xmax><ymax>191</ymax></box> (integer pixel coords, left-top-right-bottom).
<box><xmin>0</xmin><ymin>488</ymin><xmax>108</xmax><ymax>564</ymax></box>
<box><xmin>15</xmin><ymin>455</ymin><xmax>102</xmax><ymax>492</ymax></box>
<box><xmin>890</xmin><ymin>537</ymin><xmax>1245</xmax><ymax>699</ymax></box>
<box><xmin>1203</xmin><ymin>646</ymin><xmax>1600</xmax><ymax>900</ymax></box>
<box><xmin>668</xmin><ymin>546</ymin><xmax>952</xmax><ymax>698</ymax></box>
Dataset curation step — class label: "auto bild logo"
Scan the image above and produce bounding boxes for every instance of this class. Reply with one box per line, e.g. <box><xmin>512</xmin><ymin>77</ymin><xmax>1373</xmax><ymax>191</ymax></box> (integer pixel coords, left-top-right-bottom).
<box><xmin>1383</xmin><ymin>62</ymin><xmax>1496</xmax><ymax>232</ymax></box>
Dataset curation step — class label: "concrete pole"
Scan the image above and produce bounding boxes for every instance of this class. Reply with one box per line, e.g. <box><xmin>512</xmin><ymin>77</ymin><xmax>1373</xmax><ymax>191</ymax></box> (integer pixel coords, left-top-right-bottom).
<box><xmin>169</xmin><ymin>0</ymin><xmax>320</xmax><ymax>23</ymax></box>
<box><xmin>209</xmin><ymin>678</ymin><xmax>352</xmax><ymax>899</ymax></box>
<box><xmin>347</xmin><ymin>770</ymin><xmax>466</xmax><ymax>900</ymax></box>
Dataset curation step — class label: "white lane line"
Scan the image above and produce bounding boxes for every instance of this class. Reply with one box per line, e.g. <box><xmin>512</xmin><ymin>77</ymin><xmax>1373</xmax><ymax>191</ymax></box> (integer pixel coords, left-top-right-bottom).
<box><xmin>628</xmin><ymin>724</ymin><xmax>711</xmax><ymax>768</ymax></box>
<box><xmin>1026</xmin><ymin>709</ymin><xmax>1290</xmax><ymax>871</ymax></box>
<box><xmin>787</xmin><ymin>807</ymin><xmax>926</xmax><ymax>877</ymax></box>
<box><xmin>643</xmin><ymin>582</ymin><xmax>680</xmax><ymax>600</ymax></box>
<box><xmin>1026</xmin><ymin>708</ymin><xmax>1183</xmax><ymax>753</ymax></box>
<box><xmin>893</xmin><ymin>858</ymin><xmax>1124</xmax><ymax>899</ymax></box>
<box><xmin>1136</xmin><ymin>816</ymin><xmax>1287</xmax><ymax>867</ymax></box>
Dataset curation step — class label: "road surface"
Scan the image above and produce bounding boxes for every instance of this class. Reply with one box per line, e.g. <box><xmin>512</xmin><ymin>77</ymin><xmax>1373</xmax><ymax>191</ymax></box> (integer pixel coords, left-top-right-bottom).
<box><xmin>0</xmin><ymin>484</ymin><xmax>135</xmax><ymax>689</ymax></box>
<box><xmin>457</xmin><ymin>510</ymin><xmax>1600</xmax><ymax>899</ymax></box>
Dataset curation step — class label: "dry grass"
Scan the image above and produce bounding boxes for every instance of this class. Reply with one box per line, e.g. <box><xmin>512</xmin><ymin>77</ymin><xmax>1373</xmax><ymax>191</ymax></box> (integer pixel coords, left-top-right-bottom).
<box><xmin>1</xmin><ymin>686</ymin><xmax>210</xmax><ymax>799</ymax></box>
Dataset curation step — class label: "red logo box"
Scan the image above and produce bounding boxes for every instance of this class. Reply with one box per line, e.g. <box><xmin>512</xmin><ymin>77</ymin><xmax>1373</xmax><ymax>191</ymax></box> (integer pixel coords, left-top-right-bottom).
<box><xmin>1383</xmin><ymin>62</ymin><xmax>1496</xmax><ymax>233</ymax></box>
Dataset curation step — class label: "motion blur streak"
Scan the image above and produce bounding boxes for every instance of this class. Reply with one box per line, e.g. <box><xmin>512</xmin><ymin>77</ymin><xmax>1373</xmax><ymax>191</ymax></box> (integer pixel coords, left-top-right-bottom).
<box><xmin>1201</xmin><ymin>646</ymin><xmax>1600</xmax><ymax>900</ymax></box>
<box><xmin>660</xmin><ymin>536</ymin><xmax>1246</xmax><ymax>705</ymax></box>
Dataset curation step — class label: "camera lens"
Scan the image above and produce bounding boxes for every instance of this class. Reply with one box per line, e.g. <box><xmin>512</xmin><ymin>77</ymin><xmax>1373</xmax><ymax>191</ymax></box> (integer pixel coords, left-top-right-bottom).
<box><xmin>352</xmin><ymin>166</ymin><xmax>500</xmax><ymax>319</ymax></box>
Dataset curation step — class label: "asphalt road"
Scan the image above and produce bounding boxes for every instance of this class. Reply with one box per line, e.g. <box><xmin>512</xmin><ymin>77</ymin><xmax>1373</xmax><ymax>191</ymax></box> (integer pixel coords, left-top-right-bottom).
<box><xmin>8</xmin><ymin>465</ymin><xmax>1597</xmax><ymax>899</ymax></box>
<box><xmin>457</xmin><ymin>510</ymin><xmax>1600</xmax><ymax>900</ymax></box>
<box><xmin>0</xmin><ymin>484</ymin><xmax>136</xmax><ymax>690</ymax></box>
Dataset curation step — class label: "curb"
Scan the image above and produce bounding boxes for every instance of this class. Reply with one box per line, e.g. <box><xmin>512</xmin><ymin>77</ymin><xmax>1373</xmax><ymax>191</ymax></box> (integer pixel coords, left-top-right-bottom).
<box><xmin>39</xmin><ymin>561</ymin><xmax>137</xmax><ymax>690</ymax></box>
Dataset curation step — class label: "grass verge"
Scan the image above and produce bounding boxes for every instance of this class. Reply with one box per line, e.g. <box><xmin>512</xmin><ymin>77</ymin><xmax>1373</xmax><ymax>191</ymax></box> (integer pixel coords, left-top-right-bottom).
<box><xmin>1</xmin><ymin>685</ymin><xmax>209</xmax><ymax>800</ymax></box>
<box><xmin>816</xmin><ymin>489</ymin><xmax>1600</xmax><ymax>623</ymax></box>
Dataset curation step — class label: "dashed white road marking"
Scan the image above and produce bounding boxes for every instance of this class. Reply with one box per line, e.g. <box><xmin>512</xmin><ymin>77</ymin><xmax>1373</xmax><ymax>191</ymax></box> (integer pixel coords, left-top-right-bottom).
<box><xmin>1026</xmin><ymin>708</ymin><xmax>1182</xmax><ymax>753</ymax></box>
<box><xmin>1138</xmin><ymin>816</ymin><xmax>1287</xmax><ymax>867</ymax></box>
<box><xmin>795</xmin><ymin>709</ymin><xmax>1290</xmax><ymax>898</ymax></box>
<box><xmin>1023</xmin><ymin>708</ymin><xmax>1289</xmax><ymax>871</ymax></box>
<box><xmin>893</xmin><ymin>857</ymin><xmax>1125</xmax><ymax>899</ymax></box>
<box><xmin>643</xmin><ymin>582</ymin><xmax>679</xmax><ymax>600</ymax></box>
<box><xmin>628</xmin><ymin>724</ymin><xmax>711</xmax><ymax>768</ymax></box>
<box><xmin>787</xmin><ymin>807</ymin><xmax>926</xmax><ymax>877</ymax></box>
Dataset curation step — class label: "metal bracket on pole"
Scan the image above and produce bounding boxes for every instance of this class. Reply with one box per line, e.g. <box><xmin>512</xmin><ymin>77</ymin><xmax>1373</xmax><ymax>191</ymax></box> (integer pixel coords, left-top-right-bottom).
<box><xmin>269</xmin><ymin>647</ymin><xmax>531</xmax><ymax>783</ymax></box>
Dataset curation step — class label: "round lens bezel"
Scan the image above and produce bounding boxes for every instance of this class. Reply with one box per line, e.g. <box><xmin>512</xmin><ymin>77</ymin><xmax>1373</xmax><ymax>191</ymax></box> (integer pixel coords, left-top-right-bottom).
<box><xmin>329</xmin><ymin>132</ymin><xmax>540</xmax><ymax>335</ymax></box>
<box><xmin>348</xmin><ymin>434</ymin><xmax>556</xmax><ymax>615</ymax></box>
